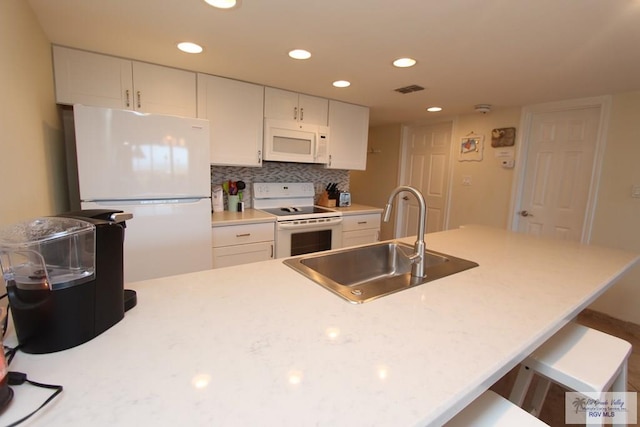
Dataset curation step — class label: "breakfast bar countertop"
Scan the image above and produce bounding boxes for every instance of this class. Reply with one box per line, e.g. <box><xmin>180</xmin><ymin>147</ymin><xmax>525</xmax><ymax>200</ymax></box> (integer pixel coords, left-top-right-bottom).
<box><xmin>2</xmin><ymin>225</ymin><xmax>638</xmax><ymax>426</ymax></box>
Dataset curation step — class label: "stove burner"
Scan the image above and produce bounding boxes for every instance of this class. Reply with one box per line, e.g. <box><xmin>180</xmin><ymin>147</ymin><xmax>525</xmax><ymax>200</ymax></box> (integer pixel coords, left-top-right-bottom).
<box><xmin>281</xmin><ymin>207</ymin><xmax>301</xmax><ymax>213</ymax></box>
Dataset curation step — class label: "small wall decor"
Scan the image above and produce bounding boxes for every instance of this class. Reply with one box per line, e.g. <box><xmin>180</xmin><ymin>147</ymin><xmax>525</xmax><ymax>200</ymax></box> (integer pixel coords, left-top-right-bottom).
<box><xmin>491</xmin><ymin>127</ymin><xmax>516</xmax><ymax>147</ymax></box>
<box><xmin>458</xmin><ymin>132</ymin><xmax>483</xmax><ymax>161</ymax></box>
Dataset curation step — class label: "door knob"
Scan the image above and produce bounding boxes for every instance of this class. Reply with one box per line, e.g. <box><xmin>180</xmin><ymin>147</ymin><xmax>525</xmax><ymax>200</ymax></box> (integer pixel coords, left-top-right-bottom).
<box><xmin>519</xmin><ymin>210</ymin><xmax>533</xmax><ymax>217</ymax></box>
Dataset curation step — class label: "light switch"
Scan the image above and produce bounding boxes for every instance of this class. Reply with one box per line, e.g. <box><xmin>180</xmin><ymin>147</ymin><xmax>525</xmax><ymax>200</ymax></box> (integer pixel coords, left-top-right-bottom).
<box><xmin>632</xmin><ymin>185</ymin><xmax>640</xmax><ymax>199</ymax></box>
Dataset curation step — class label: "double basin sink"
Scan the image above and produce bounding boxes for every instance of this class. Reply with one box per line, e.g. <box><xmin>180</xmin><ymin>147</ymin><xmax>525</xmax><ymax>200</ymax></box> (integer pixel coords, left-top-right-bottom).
<box><xmin>284</xmin><ymin>241</ymin><xmax>478</xmax><ymax>304</ymax></box>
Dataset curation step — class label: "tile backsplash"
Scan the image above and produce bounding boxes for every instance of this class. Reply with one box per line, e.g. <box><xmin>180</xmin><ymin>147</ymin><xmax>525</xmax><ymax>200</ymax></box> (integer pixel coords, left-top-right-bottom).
<box><xmin>211</xmin><ymin>161</ymin><xmax>349</xmax><ymax>208</ymax></box>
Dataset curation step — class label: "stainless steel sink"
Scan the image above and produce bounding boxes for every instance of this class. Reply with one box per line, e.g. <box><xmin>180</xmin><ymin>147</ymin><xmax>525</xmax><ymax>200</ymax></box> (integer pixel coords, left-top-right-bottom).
<box><xmin>283</xmin><ymin>241</ymin><xmax>478</xmax><ymax>303</ymax></box>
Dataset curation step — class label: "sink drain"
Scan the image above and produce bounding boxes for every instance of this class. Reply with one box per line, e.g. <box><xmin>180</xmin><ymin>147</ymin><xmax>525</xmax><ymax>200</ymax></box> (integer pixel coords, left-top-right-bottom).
<box><xmin>351</xmin><ymin>289</ymin><xmax>363</xmax><ymax>296</ymax></box>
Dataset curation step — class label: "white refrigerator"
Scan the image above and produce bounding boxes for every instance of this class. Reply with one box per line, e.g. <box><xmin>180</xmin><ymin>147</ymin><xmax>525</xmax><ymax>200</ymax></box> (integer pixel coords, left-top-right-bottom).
<box><xmin>73</xmin><ymin>105</ymin><xmax>212</xmax><ymax>283</ymax></box>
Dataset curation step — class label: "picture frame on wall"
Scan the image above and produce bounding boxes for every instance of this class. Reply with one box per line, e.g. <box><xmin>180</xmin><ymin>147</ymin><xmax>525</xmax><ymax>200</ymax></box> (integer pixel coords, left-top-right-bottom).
<box><xmin>459</xmin><ymin>134</ymin><xmax>483</xmax><ymax>161</ymax></box>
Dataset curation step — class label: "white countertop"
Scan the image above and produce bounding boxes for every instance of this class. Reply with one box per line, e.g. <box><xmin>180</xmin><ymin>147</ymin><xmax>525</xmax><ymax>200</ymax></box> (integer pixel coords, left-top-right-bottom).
<box><xmin>330</xmin><ymin>203</ymin><xmax>383</xmax><ymax>215</ymax></box>
<box><xmin>211</xmin><ymin>204</ymin><xmax>382</xmax><ymax>226</ymax></box>
<box><xmin>3</xmin><ymin>225</ymin><xmax>638</xmax><ymax>426</ymax></box>
<box><xmin>211</xmin><ymin>208</ymin><xmax>275</xmax><ymax>226</ymax></box>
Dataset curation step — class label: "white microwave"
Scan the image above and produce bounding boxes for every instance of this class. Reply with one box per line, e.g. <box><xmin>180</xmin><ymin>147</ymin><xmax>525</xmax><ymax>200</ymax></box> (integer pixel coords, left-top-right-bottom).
<box><xmin>263</xmin><ymin>119</ymin><xmax>329</xmax><ymax>164</ymax></box>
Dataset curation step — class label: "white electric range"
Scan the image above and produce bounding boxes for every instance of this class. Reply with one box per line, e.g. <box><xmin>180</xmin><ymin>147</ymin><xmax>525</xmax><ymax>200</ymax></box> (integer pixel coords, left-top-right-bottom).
<box><xmin>252</xmin><ymin>182</ymin><xmax>343</xmax><ymax>258</ymax></box>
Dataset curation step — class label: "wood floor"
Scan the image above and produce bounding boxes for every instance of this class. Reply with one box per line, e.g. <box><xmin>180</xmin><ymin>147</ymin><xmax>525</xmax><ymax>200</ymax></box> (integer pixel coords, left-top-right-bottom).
<box><xmin>490</xmin><ymin>309</ymin><xmax>640</xmax><ymax>426</ymax></box>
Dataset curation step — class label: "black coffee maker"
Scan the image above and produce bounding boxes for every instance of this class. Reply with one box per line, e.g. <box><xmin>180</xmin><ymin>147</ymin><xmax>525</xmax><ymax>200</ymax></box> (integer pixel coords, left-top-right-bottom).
<box><xmin>0</xmin><ymin>210</ymin><xmax>136</xmax><ymax>354</ymax></box>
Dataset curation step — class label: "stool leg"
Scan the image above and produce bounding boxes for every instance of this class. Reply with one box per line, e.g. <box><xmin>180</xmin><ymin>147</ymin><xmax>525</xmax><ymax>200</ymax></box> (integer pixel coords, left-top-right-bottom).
<box><xmin>509</xmin><ymin>365</ymin><xmax>534</xmax><ymax>407</ymax></box>
<box><xmin>528</xmin><ymin>378</ymin><xmax>551</xmax><ymax>417</ymax></box>
<box><xmin>612</xmin><ymin>360</ymin><xmax>628</xmax><ymax>427</ymax></box>
<box><xmin>586</xmin><ymin>393</ymin><xmax>605</xmax><ymax>427</ymax></box>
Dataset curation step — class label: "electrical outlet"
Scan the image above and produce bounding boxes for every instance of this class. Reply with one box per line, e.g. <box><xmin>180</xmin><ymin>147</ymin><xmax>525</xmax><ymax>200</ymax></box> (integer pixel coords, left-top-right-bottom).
<box><xmin>632</xmin><ymin>185</ymin><xmax>640</xmax><ymax>199</ymax></box>
<box><xmin>462</xmin><ymin>176</ymin><xmax>472</xmax><ymax>186</ymax></box>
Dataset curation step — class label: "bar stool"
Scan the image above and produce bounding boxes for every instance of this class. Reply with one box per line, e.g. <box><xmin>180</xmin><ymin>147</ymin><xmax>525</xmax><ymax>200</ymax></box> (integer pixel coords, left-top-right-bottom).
<box><xmin>508</xmin><ymin>322</ymin><xmax>631</xmax><ymax>426</ymax></box>
<box><xmin>445</xmin><ymin>390</ymin><xmax>549</xmax><ymax>426</ymax></box>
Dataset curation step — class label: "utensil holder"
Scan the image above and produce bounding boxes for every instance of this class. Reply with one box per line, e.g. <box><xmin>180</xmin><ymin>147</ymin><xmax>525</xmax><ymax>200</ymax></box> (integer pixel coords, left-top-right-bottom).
<box><xmin>228</xmin><ymin>195</ymin><xmax>240</xmax><ymax>212</ymax></box>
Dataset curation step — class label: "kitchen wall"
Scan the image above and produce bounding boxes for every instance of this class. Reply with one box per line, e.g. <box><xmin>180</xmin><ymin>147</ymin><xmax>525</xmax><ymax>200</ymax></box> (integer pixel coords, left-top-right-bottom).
<box><xmin>211</xmin><ymin>162</ymin><xmax>349</xmax><ymax>208</ymax></box>
<box><xmin>447</xmin><ymin>107</ymin><xmax>521</xmax><ymax>229</ymax></box>
<box><xmin>350</xmin><ymin>124</ymin><xmax>402</xmax><ymax>241</ymax></box>
<box><xmin>588</xmin><ymin>91</ymin><xmax>640</xmax><ymax>324</ymax></box>
<box><xmin>352</xmin><ymin>102</ymin><xmax>640</xmax><ymax>324</ymax></box>
<box><xmin>0</xmin><ymin>0</ymin><xmax>66</xmax><ymax>226</ymax></box>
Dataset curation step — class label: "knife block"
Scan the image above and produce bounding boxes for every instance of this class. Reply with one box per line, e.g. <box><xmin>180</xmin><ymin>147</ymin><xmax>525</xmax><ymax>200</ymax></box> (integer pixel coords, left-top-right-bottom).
<box><xmin>317</xmin><ymin>191</ymin><xmax>336</xmax><ymax>207</ymax></box>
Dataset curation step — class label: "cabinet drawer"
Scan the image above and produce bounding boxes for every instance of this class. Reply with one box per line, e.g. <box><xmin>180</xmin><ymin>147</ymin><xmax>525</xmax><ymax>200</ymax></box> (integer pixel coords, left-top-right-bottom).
<box><xmin>212</xmin><ymin>241</ymin><xmax>274</xmax><ymax>269</ymax></box>
<box><xmin>342</xmin><ymin>214</ymin><xmax>381</xmax><ymax>232</ymax></box>
<box><xmin>212</xmin><ymin>222</ymin><xmax>274</xmax><ymax>247</ymax></box>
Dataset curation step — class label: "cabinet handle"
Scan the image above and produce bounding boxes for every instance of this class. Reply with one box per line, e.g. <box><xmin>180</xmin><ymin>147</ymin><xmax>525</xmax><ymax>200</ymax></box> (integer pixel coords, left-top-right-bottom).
<box><xmin>125</xmin><ymin>90</ymin><xmax>131</xmax><ymax>107</ymax></box>
<box><xmin>270</xmin><ymin>244</ymin><xmax>274</xmax><ymax>258</ymax></box>
<box><xmin>258</xmin><ymin>150</ymin><xmax>262</xmax><ymax>164</ymax></box>
<box><xmin>236</xmin><ymin>233</ymin><xmax>251</xmax><ymax>237</ymax></box>
<box><xmin>357</xmin><ymin>221</ymin><xmax>368</xmax><ymax>225</ymax></box>
<box><xmin>329</xmin><ymin>154</ymin><xmax>332</xmax><ymax>167</ymax></box>
<box><xmin>294</xmin><ymin>107</ymin><xmax>298</xmax><ymax>120</ymax></box>
<box><xmin>300</xmin><ymin>107</ymin><xmax>304</xmax><ymax>121</ymax></box>
<box><xmin>136</xmin><ymin>91</ymin><xmax>141</xmax><ymax>109</ymax></box>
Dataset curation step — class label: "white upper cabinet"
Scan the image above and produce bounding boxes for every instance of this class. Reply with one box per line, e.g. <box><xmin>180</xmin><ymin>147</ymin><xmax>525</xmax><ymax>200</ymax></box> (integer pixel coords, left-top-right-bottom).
<box><xmin>326</xmin><ymin>100</ymin><xmax>370</xmax><ymax>170</ymax></box>
<box><xmin>264</xmin><ymin>87</ymin><xmax>328</xmax><ymax>126</ymax></box>
<box><xmin>53</xmin><ymin>46</ymin><xmax>196</xmax><ymax>117</ymax></box>
<box><xmin>197</xmin><ymin>74</ymin><xmax>264</xmax><ymax>167</ymax></box>
<box><xmin>130</xmin><ymin>62</ymin><xmax>196</xmax><ymax>117</ymax></box>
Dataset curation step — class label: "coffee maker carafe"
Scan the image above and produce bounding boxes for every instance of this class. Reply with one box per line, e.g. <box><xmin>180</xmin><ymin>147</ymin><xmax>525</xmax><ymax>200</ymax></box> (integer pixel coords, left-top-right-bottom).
<box><xmin>0</xmin><ymin>210</ymin><xmax>134</xmax><ymax>354</ymax></box>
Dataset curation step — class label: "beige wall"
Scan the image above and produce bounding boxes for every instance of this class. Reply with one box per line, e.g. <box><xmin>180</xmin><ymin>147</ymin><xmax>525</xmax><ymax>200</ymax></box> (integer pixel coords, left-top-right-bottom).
<box><xmin>587</xmin><ymin>91</ymin><xmax>640</xmax><ymax>323</ymax></box>
<box><xmin>447</xmin><ymin>107</ymin><xmax>521</xmax><ymax>229</ymax></box>
<box><xmin>350</xmin><ymin>124</ymin><xmax>402</xmax><ymax>241</ymax></box>
<box><xmin>354</xmin><ymin>102</ymin><xmax>640</xmax><ymax>324</ymax></box>
<box><xmin>0</xmin><ymin>0</ymin><xmax>66</xmax><ymax>226</ymax></box>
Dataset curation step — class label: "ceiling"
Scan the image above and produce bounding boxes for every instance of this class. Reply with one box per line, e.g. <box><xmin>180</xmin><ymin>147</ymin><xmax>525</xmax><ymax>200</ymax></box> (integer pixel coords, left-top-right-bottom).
<box><xmin>27</xmin><ymin>0</ymin><xmax>640</xmax><ymax>126</ymax></box>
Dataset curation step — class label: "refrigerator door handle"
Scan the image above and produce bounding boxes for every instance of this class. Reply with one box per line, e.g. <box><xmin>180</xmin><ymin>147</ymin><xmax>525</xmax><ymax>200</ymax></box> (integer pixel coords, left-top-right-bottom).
<box><xmin>86</xmin><ymin>198</ymin><xmax>209</xmax><ymax>205</ymax></box>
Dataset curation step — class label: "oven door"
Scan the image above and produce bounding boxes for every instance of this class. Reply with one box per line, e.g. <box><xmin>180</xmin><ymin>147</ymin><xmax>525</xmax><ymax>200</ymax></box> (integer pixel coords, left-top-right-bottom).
<box><xmin>275</xmin><ymin>218</ymin><xmax>343</xmax><ymax>258</ymax></box>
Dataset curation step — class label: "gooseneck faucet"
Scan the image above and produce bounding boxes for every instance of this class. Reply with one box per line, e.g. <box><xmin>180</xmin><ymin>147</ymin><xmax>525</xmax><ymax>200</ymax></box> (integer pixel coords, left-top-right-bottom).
<box><xmin>382</xmin><ymin>186</ymin><xmax>427</xmax><ymax>278</ymax></box>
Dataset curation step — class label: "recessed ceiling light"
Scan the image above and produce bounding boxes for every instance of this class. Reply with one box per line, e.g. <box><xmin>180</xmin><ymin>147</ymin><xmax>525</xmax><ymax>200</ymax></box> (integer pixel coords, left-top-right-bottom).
<box><xmin>204</xmin><ymin>0</ymin><xmax>240</xmax><ymax>9</ymax></box>
<box><xmin>393</xmin><ymin>57</ymin><xmax>417</xmax><ymax>68</ymax></box>
<box><xmin>332</xmin><ymin>80</ymin><xmax>351</xmax><ymax>88</ymax></box>
<box><xmin>288</xmin><ymin>49</ymin><xmax>311</xmax><ymax>60</ymax></box>
<box><xmin>177</xmin><ymin>42</ymin><xmax>203</xmax><ymax>54</ymax></box>
<box><xmin>426</xmin><ymin>106</ymin><xmax>442</xmax><ymax>112</ymax></box>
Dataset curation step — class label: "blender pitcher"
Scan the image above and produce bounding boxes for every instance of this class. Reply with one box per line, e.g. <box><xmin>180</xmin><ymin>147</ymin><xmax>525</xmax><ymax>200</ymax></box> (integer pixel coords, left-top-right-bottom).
<box><xmin>0</xmin><ymin>217</ymin><xmax>96</xmax><ymax>353</ymax></box>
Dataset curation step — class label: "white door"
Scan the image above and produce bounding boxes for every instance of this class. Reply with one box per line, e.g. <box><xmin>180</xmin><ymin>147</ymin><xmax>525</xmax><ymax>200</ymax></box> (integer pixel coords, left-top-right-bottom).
<box><xmin>397</xmin><ymin>121</ymin><xmax>453</xmax><ymax>237</ymax></box>
<box><xmin>74</xmin><ymin>105</ymin><xmax>210</xmax><ymax>200</ymax></box>
<box><xmin>513</xmin><ymin>101</ymin><xmax>606</xmax><ymax>241</ymax></box>
<box><xmin>82</xmin><ymin>198</ymin><xmax>212</xmax><ymax>283</ymax></box>
<box><xmin>197</xmin><ymin>73</ymin><xmax>264</xmax><ymax>167</ymax></box>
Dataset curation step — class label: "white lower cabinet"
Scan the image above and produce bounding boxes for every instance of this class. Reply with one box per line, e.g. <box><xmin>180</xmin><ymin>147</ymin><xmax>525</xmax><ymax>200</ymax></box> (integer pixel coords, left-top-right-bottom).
<box><xmin>212</xmin><ymin>222</ymin><xmax>274</xmax><ymax>268</ymax></box>
<box><xmin>342</xmin><ymin>213</ymin><xmax>381</xmax><ymax>248</ymax></box>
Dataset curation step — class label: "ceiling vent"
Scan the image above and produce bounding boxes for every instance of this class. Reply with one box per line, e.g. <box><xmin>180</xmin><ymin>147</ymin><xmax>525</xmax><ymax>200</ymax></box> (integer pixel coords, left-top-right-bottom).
<box><xmin>394</xmin><ymin>84</ymin><xmax>425</xmax><ymax>94</ymax></box>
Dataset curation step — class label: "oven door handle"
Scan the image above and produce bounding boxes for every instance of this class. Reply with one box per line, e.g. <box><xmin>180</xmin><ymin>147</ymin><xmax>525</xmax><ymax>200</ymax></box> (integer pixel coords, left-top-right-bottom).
<box><xmin>277</xmin><ymin>218</ymin><xmax>343</xmax><ymax>230</ymax></box>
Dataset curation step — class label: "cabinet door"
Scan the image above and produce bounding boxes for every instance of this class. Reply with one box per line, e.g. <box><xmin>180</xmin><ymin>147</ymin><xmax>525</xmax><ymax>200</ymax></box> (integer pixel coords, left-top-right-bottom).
<box><xmin>327</xmin><ymin>100</ymin><xmax>370</xmax><ymax>170</ymax></box>
<box><xmin>342</xmin><ymin>229</ymin><xmax>380</xmax><ymax>248</ymax></box>
<box><xmin>197</xmin><ymin>74</ymin><xmax>263</xmax><ymax>166</ymax></box>
<box><xmin>132</xmin><ymin>62</ymin><xmax>196</xmax><ymax>117</ymax></box>
<box><xmin>264</xmin><ymin>87</ymin><xmax>299</xmax><ymax>121</ymax></box>
<box><xmin>53</xmin><ymin>45</ymin><xmax>133</xmax><ymax>108</ymax></box>
<box><xmin>299</xmin><ymin>94</ymin><xmax>328</xmax><ymax>126</ymax></box>
<box><xmin>212</xmin><ymin>241</ymin><xmax>274</xmax><ymax>268</ymax></box>
<box><xmin>264</xmin><ymin>87</ymin><xmax>328</xmax><ymax>126</ymax></box>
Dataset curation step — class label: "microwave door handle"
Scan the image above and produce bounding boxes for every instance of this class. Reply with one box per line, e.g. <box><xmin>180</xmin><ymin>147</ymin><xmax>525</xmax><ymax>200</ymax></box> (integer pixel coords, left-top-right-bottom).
<box><xmin>314</xmin><ymin>134</ymin><xmax>318</xmax><ymax>161</ymax></box>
